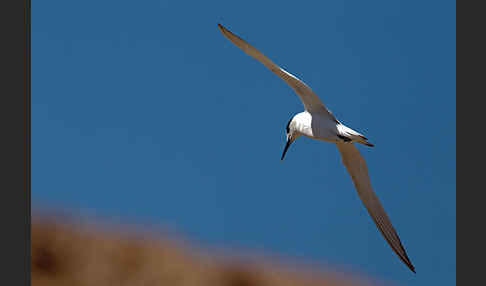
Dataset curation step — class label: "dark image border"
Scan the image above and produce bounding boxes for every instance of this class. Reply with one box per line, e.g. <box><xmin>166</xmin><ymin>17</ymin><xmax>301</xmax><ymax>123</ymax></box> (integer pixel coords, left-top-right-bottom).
<box><xmin>0</xmin><ymin>0</ymin><xmax>30</xmax><ymax>285</ymax></box>
<box><xmin>457</xmin><ymin>0</ymin><xmax>479</xmax><ymax>285</ymax></box>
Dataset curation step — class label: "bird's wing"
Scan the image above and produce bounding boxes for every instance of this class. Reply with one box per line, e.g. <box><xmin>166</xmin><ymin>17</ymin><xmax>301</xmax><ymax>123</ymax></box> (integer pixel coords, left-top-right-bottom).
<box><xmin>336</xmin><ymin>142</ymin><xmax>415</xmax><ymax>273</ymax></box>
<box><xmin>218</xmin><ymin>24</ymin><xmax>336</xmax><ymax>118</ymax></box>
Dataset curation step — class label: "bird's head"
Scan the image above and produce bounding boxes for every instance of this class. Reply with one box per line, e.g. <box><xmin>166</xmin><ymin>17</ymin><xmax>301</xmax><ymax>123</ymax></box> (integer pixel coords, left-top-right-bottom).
<box><xmin>281</xmin><ymin>116</ymin><xmax>300</xmax><ymax>161</ymax></box>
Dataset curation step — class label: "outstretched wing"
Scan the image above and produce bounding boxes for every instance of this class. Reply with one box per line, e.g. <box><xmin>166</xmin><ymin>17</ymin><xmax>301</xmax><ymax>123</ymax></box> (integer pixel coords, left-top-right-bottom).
<box><xmin>218</xmin><ymin>23</ymin><xmax>335</xmax><ymax>118</ymax></box>
<box><xmin>336</xmin><ymin>142</ymin><xmax>415</xmax><ymax>273</ymax></box>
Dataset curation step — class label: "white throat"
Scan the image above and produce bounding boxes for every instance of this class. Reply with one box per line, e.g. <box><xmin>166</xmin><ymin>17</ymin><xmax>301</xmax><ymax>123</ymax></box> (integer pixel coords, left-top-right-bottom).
<box><xmin>289</xmin><ymin>112</ymin><xmax>314</xmax><ymax>138</ymax></box>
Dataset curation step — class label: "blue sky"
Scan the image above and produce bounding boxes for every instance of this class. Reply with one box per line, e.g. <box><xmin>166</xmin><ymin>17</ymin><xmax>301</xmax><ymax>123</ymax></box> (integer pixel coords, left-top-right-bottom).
<box><xmin>33</xmin><ymin>0</ymin><xmax>455</xmax><ymax>285</ymax></box>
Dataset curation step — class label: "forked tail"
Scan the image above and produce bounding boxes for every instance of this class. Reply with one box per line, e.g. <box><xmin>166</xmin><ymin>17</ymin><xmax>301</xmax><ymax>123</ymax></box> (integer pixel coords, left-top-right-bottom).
<box><xmin>337</xmin><ymin>124</ymin><xmax>374</xmax><ymax>147</ymax></box>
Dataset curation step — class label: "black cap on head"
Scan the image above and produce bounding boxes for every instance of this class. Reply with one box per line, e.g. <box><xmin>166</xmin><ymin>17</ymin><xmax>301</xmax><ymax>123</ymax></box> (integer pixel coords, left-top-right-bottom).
<box><xmin>285</xmin><ymin>117</ymin><xmax>292</xmax><ymax>134</ymax></box>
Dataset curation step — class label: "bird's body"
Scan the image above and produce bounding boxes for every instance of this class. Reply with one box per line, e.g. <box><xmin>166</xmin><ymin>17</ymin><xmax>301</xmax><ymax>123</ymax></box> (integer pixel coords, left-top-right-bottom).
<box><xmin>218</xmin><ymin>23</ymin><xmax>414</xmax><ymax>273</ymax></box>
<box><xmin>290</xmin><ymin>111</ymin><xmax>372</xmax><ymax>146</ymax></box>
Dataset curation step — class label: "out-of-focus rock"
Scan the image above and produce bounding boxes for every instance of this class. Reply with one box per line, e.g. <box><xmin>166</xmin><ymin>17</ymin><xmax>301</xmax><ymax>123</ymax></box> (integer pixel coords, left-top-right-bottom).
<box><xmin>32</xmin><ymin>217</ymin><xmax>383</xmax><ymax>286</ymax></box>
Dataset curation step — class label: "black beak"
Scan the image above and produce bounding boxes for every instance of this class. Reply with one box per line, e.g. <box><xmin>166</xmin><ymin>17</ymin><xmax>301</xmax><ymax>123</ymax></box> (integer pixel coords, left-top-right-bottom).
<box><xmin>281</xmin><ymin>138</ymin><xmax>292</xmax><ymax>161</ymax></box>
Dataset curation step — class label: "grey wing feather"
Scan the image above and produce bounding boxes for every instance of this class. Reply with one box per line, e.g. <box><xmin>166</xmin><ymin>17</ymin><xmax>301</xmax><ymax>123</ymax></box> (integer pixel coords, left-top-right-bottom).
<box><xmin>218</xmin><ymin>23</ymin><xmax>336</xmax><ymax>118</ymax></box>
<box><xmin>336</xmin><ymin>142</ymin><xmax>415</xmax><ymax>273</ymax></box>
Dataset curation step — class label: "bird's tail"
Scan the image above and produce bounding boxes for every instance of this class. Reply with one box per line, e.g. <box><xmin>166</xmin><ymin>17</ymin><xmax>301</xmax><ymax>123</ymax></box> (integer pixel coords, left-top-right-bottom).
<box><xmin>337</xmin><ymin>124</ymin><xmax>374</xmax><ymax>147</ymax></box>
<box><xmin>357</xmin><ymin>138</ymin><xmax>374</xmax><ymax>147</ymax></box>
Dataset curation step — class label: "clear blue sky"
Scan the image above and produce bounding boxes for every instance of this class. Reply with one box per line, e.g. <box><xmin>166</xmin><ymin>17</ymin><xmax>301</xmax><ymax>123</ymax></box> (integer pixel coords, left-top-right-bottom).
<box><xmin>33</xmin><ymin>0</ymin><xmax>455</xmax><ymax>285</ymax></box>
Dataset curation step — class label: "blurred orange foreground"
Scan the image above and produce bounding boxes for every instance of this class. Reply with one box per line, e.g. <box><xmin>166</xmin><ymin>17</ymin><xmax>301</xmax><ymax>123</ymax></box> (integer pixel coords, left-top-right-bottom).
<box><xmin>32</xmin><ymin>216</ymin><xmax>384</xmax><ymax>286</ymax></box>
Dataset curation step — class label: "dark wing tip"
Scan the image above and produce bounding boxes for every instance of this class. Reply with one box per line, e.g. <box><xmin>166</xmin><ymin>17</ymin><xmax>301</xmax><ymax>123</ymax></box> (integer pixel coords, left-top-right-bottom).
<box><xmin>378</xmin><ymin>224</ymin><xmax>415</xmax><ymax>273</ymax></box>
<box><xmin>403</xmin><ymin>251</ymin><xmax>416</xmax><ymax>273</ymax></box>
<box><xmin>393</xmin><ymin>238</ymin><xmax>416</xmax><ymax>273</ymax></box>
<box><xmin>407</xmin><ymin>261</ymin><xmax>416</xmax><ymax>273</ymax></box>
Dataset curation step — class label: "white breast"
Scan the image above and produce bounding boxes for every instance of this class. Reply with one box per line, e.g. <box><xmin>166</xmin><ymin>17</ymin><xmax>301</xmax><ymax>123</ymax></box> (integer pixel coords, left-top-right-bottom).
<box><xmin>293</xmin><ymin>111</ymin><xmax>341</xmax><ymax>142</ymax></box>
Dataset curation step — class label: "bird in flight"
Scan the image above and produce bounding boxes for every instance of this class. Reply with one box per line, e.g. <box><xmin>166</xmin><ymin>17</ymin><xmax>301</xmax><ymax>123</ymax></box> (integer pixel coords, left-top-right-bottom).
<box><xmin>217</xmin><ymin>23</ymin><xmax>415</xmax><ymax>273</ymax></box>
